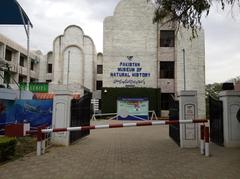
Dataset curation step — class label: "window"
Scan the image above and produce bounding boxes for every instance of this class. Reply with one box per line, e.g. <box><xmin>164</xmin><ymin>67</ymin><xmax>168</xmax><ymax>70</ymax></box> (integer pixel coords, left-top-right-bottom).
<box><xmin>48</xmin><ymin>64</ymin><xmax>52</xmax><ymax>73</ymax></box>
<box><xmin>3</xmin><ymin>71</ymin><xmax>10</xmax><ymax>84</ymax></box>
<box><xmin>30</xmin><ymin>78</ymin><xmax>36</xmax><ymax>83</ymax></box>
<box><xmin>19</xmin><ymin>75</ymin><xmax>24</xmax><ymax>83</ymax></box>
<box><xmin>20</xmin><ymin>56</ymin><xmax>25</xmax><ymax>67</ymax></box>
<box><xmin>160</xmin><ymin>62</ymin><xmax>174</xmax><ymax>79</ymax></box>
<box><xmin>5</xmin><ymin>49</ymin><xmax>12</xmax><ymax>61</ymax></box>
<box><xmin>161</xmin><ymin>93</ymin><xmax>174</xmax><ymax>110</ymax></box>
<box><xmin>46</xmin><ymin>80</ymin><xmax>52</xmax><ymax>83</ymax></box>
<box><xmin>31</xmin><ymin>61</ymin><xmax>34</xmax><ymax>71</ymax></box>
<box><xmin>96</xmin><ymin>80</ymin><xmax>102</xmax><ymax>90</ymax></box>
<box><xmin>97</xmin><ymin>65</ymin><xmax>103</xmax><ymax>74</ymax></box>
<box><xmin>160</xmin><ymin>30</ymin><xmax>175</xmax><ymax>47</ymax></box>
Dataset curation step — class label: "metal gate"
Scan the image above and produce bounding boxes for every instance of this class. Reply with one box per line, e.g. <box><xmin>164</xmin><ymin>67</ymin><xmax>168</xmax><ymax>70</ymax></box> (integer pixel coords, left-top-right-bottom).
<box><xmin>169</xmin><ymin>98</ymin><xmax>180</xmax><ymax>146</ymax></box>
<box><xmin>70</xmin><ymin>92</ymin><xmax>92</xmax><ymax>143</ymax></box>
<box><xmin>209</xmin><ymin>96</ymin><xmax>223</xmax><ymax>146</ymax></box>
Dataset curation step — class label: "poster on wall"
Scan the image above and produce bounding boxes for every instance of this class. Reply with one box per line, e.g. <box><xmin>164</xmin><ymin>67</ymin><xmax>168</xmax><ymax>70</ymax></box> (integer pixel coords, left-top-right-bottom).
<box><xmin>117</xmin><ymin>98</ymin><xmax>149</xmax><ymax>120</ymax></box>
<box><xmin>13</xmin><ymin>100</ymin><xmax>53</xmax><ymax>127</ymax></box>
<box><xmin>0</xmin><ymin>100</ymin><xmax>15</xmax><ymax>134</ymax></box>
<box><xmin>184</xmin><ymin>104</ymin><xmax>196</xmax><ymax>140</ymax></box>
<box><xmin>109</xmin><ymin>56</ymin><xmax>152</xmax><ymax>87</ymax></box>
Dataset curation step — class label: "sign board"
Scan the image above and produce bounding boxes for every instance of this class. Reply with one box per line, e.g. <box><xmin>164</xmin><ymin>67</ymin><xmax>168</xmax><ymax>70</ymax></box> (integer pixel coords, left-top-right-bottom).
<box><xmin>184</xmin><ymin>104</ymin><xmax>196</xmax><ymax>140</ymax></box>
<box><xmin>117</xmin><ymin>98</ymin><xmax>149</xmax><ymax>120</ymax></box>
<box><xmin>108</xmin><ymin>56</ymin><xmax>152</xmax><ymax>87</ymax></box>
<box><xmin>91</xmin><ymin>98</ymin><xmax>99</xmax><ymax>112</ymax></box>
<box><xmin>20</xmin><ymin>83</ymin><xmax>48</xmax><ymax>93</ymax></box>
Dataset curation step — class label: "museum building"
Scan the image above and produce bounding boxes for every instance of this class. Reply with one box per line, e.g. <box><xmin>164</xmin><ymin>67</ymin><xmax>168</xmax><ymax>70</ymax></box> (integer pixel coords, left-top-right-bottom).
<box><xmin>0</xmin><ymin>0</ymin><xmax>206</xmax><ymax>118</ymax></box>
<box><xmin>100</xmin><ymin>0</ymin><xmax>205</xmax><ymax>118</ymax></box>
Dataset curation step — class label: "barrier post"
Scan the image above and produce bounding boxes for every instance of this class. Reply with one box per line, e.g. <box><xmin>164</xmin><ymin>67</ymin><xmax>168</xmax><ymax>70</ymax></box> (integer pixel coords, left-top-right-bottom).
<box><xmin>41</xmin><ymin>129</ymin><xmax>46</xmax><ymax>154</ymax></box>
<box><xmin>36</xmin><ymin>127</ymin><xmax>42</xmax><ymax>156</ymax></box>
<box><xmin>204</xmin><ymin>126</ymin><xmax>210</xmax><ymax>157</ymax></box>
<box><xmin>179</xmin><ymin>91</ymin><xmax>198</xmax><ymax>148</ymax></box>
<box><xmin>200</xmin><ymin>124</ymin><xmax>205</xmax><ymax>155</ymax></box>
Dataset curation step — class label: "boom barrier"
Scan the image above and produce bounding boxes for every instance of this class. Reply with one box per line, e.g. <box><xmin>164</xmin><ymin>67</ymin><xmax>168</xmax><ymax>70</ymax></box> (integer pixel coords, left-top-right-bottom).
<box><xmin>30</xmin><ymin>119</ymin><xmax>209</xmax><ymax>156</ymax></box>
<box><xmin>41</xmin><ymin>119</ymin><xmax>207</xmax><ymax>133</ymax></box>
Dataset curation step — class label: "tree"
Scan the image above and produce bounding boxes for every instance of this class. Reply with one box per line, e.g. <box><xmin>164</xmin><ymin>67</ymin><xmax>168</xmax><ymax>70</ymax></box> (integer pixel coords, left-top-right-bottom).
<box><xmin>150</xmin><ymin>0</ymin><xmax>240</xmax><ymax>36</ymax></box>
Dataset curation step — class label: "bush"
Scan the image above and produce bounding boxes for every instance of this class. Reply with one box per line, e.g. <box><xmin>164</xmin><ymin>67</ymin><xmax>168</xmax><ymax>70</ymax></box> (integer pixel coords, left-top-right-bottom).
<box><xmin>0</xmin><ymin>137</ymin><xmax>17</xmax><ymax>162</ymax></box>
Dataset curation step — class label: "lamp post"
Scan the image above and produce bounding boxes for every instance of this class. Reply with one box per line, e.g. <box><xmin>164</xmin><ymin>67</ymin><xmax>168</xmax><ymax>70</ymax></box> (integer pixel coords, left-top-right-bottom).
<box><xmin>182</xmin><ymin>48</ymin><xmax>186</xmax><ymax>90</ymax></box>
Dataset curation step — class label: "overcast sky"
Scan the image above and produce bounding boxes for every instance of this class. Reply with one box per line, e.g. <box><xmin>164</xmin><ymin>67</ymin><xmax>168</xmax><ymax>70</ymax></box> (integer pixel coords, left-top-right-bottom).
<box><xmin>0</xmin><ymin>0</ymin><xmax>240</xmax><ymax>84</ymax></box>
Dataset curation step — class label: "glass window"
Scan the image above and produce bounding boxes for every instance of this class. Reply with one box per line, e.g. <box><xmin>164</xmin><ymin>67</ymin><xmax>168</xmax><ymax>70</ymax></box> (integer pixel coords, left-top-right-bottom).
<box><xmin>160</xmin><ymin>30</ymin><xmax>175</xmax><ymax>47</ymax></box>
<box><xmin>160</xmin><ymin>62</ymin><xmax>174</xmax><ymax>79</ymax></box>
<box><xmin>96</xmin><ymin>80</ymin><xmax>102</xmax><ymax>90</ymax></box>
<box><xmin>31</xmin><ymin>61</ymin><xmax>34</xmax><ymax>71</ymax></box>
<box><xmin>19</xmin><ymin>75</ymin><xmax>24</xmax><ymax>83</ymax></box>
<box><xmin>5</xmin><ymin>49</ymin><xmax>12</xmax><ymax>61</ymax></box>
<box><xmin>48</xmin><ymin>64</ymin><xmax>52</xmax><ymax>73</ymax></box>
<box><xmin>30</xmin><ymin>78</ymin><xmax>36</xmax><ymax>83</ymax></box>
<box><xmin>20</xmin><ymin>56</ymin><xmax>25</xmax><ymax>67</ymax></box>
<box><xmin>97</xmin><ymin>65</ymin><xmax>103</xmax><ymax>74</ymax></box>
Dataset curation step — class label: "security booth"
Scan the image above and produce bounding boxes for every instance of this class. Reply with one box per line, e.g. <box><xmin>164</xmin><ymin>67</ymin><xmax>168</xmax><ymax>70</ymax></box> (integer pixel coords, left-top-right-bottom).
<box><xmin>51</xmin><ymin>90</ymin><xmax>91</xmax><ymax>146</ymax></box>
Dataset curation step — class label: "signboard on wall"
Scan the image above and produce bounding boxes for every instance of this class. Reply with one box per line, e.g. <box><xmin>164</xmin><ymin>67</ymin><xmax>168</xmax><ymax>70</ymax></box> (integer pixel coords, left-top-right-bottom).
<box><xmin>109</xmin><ymin>56</ymin><xmax>152</xmax><ymax>87</ymax></box>
<box><xmin>117</xmin><ymin>98</ymin><xmax>149</xmax><ymax>120</ymax></box>
<box><xmin>20</xmin><ymin>83</ymin><xmax>48</xmax><ymax>93</ymax></box>
<box><xmin>15</xmin><ymin>100</ymin><xmax>53</xmax><ymax>127</ymax></box>
<box><xmin>184</xmin><ymin>104</ymin><xmax>196</xmax><ymax>140</ymax></box>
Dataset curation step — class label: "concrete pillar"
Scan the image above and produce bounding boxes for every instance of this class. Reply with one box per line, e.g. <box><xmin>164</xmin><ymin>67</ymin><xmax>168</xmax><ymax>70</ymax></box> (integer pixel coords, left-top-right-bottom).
<box><xmin>0</xmin><ymin>70</ymin><xmax>4</xmax><ymax>84</ymax></box>
<box><xmin>0</xmin><ymin>44</ymin><xmax>6</xmax><ymax>84</ymax></box>
<box><xmin>179</xmin><ymin>90</ymin><xmax>199</xmax><ymax>148</ymax></box>
<box><xmin>219</xmin><ymin>91</ymin><xmax>240</xmax><ymax>147</ymax></box>
<box><xmin>51</xmin><ymin>90</ymin><xmax>73</xmax><ymax>146</ymax></box>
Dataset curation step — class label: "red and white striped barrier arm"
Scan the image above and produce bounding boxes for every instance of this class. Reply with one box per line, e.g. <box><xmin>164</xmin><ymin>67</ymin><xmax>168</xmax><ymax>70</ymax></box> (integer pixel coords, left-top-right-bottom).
<box><xmin>41</xmin><ymin>119</ymin><xmax>207</xmax><ymax>133</ymax></box>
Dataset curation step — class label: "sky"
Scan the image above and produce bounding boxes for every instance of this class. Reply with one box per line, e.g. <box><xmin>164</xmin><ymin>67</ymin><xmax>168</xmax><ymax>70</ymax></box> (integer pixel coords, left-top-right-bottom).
<box><xmin>0</xmin><ymin>0</ymin><xmax>240</xmax><ymax>84</ymax></box>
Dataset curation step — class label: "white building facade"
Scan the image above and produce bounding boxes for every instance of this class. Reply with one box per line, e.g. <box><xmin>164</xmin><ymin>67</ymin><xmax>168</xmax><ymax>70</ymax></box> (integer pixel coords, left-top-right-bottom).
<box><xmin>0</xmin><ymin>0</ymin><xmax>206</xmax><ymax>118</ymax></box>
<box><xmin>49</xmin><ymin>25</ymin><xmax>97</xmax><ymax>94</ymax></box>
<box><xmin>0</xmin><ymin>33</ymin><xmax>44</xmax><ymax>88</ymax></box>
<box><xmin>101</xmin><ymin>0</ymin><xmax>206</xmax><ymax>118</ymax></box>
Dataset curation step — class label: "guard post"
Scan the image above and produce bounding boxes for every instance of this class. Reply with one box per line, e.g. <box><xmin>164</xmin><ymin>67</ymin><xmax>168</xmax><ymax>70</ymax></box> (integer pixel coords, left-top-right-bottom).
<box><xmin>179</xmin><ymin>91</ymin><xmax>199</xmax><ymax>148</ymax></box>
<box><xmin>51</xmin><ymin>90</ymin><xmax>73</xmax><ymax>146</ymax></box>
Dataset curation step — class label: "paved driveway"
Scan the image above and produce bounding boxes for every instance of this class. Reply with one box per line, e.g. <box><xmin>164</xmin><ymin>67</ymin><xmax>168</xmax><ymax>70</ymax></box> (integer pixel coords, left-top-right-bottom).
<box><xmin>0</xmin><ymin>120</ymin><xmax>239</xmax><ymax>179</ymax></box>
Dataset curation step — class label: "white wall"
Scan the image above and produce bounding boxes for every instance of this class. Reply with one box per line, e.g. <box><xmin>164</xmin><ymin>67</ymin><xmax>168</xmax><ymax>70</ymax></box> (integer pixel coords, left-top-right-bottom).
<box><xmin>51</xmin><ymin>25</ymin><xmax>97</xmax><ymax>93</ymax></box>
<box><xmin>176</xmin><ymin>28</ymin><xmax>206</xmax><ymax>118</ymax></box>
<box><xmin>103</xmin><ymin>0</ymin><xmax>158</xmax><ymax>88</ymax></box>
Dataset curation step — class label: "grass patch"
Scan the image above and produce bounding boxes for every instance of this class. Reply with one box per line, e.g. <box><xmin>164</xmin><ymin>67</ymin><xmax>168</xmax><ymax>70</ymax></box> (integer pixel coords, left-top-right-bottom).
<box><xmin>15</xmin><ymin>137</ymin><xmax>36</xmax><ymax>158</ymax></box>
<box><xmin>0</xmin><ymin>136</ymin><xmax>36</xmax><ymax>165</ymax></box>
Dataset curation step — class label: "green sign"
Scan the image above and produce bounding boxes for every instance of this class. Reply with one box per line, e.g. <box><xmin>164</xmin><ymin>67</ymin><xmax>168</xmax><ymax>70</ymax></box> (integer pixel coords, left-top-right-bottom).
<box><xmin>20</xmin><ymin>83</ymin><xmax>48</xmax><ymax>93</ymax></box>
<box><xmin>117</xmin><ymin>98</ymin><xmax>149</xmax><ymax>120</ymax></box>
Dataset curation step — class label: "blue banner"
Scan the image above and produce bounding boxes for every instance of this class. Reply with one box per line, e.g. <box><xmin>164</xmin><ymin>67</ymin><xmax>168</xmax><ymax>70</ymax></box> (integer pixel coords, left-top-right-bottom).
<box><xmin>0</xmin><ymin>100</ymin><xmax>15</xmax><ymax>127</ymax></box>
<box><xmin>0</xmin><ymin>99</ymin><xmax>53</xmax><ymax>129</ymax></box>
<box><xmin>13</xmin><ymin>100</ymin><xmax>53</xmax><ymax>127</ymax></box>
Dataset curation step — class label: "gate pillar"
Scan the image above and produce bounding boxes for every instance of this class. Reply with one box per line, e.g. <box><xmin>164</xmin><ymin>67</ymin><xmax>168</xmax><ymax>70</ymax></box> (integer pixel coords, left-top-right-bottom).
<box><xmin>219</xmin><ymin>91</ymin><xmax>240</xmax><ymax>147</ymax></box>
<box><xmin>51</xmin><ymin>90</ymin><xmax>73</xmax><ymax>146</ymax></box>
<box><xmin>179</xmin><ymin>91</ymin><xmax>199</xmax><ymax>148</ymax></box>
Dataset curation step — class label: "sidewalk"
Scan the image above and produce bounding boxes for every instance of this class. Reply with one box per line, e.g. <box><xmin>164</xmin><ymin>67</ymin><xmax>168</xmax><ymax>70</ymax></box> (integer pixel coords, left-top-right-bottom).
<box><xmin>0</xmin><ymin>120</ymin><xmax>239</xmax><ymax>179</ymax></box>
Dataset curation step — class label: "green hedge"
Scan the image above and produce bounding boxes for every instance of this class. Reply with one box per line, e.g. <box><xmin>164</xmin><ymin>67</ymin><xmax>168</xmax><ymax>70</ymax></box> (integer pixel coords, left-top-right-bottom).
<box><xmin>0</xmin><ymin>137</ymin><xmax>17</xmax><ymax>161</ymax></box>
<box><xmin>101</xmin><ymin>87</ymin><xmax>161</xmax><ymax>116</ymax></box>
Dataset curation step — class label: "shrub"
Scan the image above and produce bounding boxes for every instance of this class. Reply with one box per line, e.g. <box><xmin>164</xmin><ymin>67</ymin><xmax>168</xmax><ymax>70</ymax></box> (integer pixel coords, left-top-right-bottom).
<box><xmin>0</xmin><ymin>137</ymin><xmax>17</xmax><ymax>162</ymax></box>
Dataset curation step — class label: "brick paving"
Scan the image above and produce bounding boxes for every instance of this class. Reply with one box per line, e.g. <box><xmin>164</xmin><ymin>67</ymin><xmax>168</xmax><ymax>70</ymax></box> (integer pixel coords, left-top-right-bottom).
<box><xmin>0</xmin><ymin>120</ymin><xmax>240</xmax><ymax>179</ymax></box>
